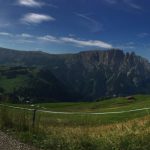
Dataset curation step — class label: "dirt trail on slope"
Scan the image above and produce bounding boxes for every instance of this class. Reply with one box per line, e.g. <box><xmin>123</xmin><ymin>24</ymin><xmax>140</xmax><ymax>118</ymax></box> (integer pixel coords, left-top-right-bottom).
<box><xmin>0</xmin><ymin>131</ymin><xmax>38</xmax><ymax>150</ymax></box>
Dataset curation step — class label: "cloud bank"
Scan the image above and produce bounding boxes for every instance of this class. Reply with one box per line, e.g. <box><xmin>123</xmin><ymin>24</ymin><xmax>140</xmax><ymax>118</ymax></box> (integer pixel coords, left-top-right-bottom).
<box><xmin>0</xmin><ymin>32</ymin><xmax>113</xmax><ymax>49</ymax></box>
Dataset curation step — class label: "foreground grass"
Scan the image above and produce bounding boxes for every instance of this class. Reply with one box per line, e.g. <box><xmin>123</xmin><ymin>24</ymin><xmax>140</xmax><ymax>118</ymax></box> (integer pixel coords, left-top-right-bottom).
<box><xmin>34</xmin><ymin>116</ymin><xmax>150</xmax><ymax>150</ymax></box>
<box><xmin>0</xmin><ymin>95</ymin><xmax>150</xmax><ymax>150</ymax></box>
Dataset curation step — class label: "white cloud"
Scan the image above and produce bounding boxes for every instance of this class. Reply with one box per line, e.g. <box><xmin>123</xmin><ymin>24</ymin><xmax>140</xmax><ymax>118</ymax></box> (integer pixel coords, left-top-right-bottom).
<box><xmin>36</xmin><ymin>35</ymin><xmax>113</xmax><ymax>48</ymax></box>
<box><xmin>104</xmin><ymin>0</ymin><xmax>142</xmax><ymax>10</ymax></box>
<box><xmin>18</xmin><ymin>0</ymin><xmax>43</xmax><ymax>7</ymax></box>
<box><xmin>61</xmin><ymin>37</ymin><xmax>112</xmax><ymax>49</ymax></box>
<box><xmin>21</xmin><ymin>13</ymin><xmax>55</xmax><ymax>24</ymax></box>
<box><xmin>20</xmin><ymin>33</ymin><xmax>33</xmax><ymax>38</ymax></box>
<box><xmin>75</xmin><ymin>13</ymin><xmax>95</xmax><ymax>22</ymax></box>
<box><xmin>0</xmin><ymin>32</ymin><xmax>12</xmax><ymax>36</ymax></box>
<box><xmin>128</xmin><ymin>3</ymin><xmax>141</xmax><ymax>10</ymax></box>
<box><xmin>124</xmin><ymin>0</ymin><xmax>142</xmax><ymax>10</ymax></box>
<box><xmin>38</xmin><ymin>35</ymin><xmax>112</xmax><ymax>49</ymax></box>
<box><xmin>37</xmin><ymin>35</ymin><xmax>60</xmax><ymax>43</ymax></box>
<box><xmin>75</xmin><ymin>12</ymin><xmax>103</xmax><ymax>33</ymax></box>
<box><xmin>0</xmin><ymin>32</ymin><xmax>113</xmax><ymax>49</ymax></box>
<box><xmin>0</xmin><ymin>32</ymin><xmax>41</xmax><ymax>40</ymax></box>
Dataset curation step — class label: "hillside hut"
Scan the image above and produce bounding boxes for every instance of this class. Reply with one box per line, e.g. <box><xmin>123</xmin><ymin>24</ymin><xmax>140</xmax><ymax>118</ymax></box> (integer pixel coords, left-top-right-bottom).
<box><xmin>126</xmin><ymin>96</ymin><xmax>136</xmax><ymax>101</ymax></box>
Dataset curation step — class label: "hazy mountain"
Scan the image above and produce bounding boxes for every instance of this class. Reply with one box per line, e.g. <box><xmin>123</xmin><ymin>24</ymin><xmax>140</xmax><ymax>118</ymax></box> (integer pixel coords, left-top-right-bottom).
<box><xmin>0</xmin><ymin>47</ymin><xmax>150</xmax><ymax>102</ymax></box>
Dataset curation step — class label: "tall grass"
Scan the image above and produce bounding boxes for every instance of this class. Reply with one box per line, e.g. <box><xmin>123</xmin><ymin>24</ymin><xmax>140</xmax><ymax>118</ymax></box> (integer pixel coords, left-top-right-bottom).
<box><xmin>0</xmin><ymin>105</ymin><xmax>150</xmax><ymax>150</ymax></box>
<box><xmin>0</xmin><ymin>105</ymin><xmax>33</xmax><ymax>131</ymax></box>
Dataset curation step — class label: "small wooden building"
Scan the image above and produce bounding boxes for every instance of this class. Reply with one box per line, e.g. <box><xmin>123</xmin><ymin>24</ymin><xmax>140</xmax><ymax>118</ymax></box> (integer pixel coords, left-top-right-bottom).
<box><xmin>126</xmin><ymin>96</ymin><xmax>136</xmax><ymax>101</ymax></box>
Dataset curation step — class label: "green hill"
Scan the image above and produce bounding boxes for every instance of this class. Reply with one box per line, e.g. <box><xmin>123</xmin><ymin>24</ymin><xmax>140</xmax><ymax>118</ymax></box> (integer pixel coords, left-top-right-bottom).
<box><xmin>0</xmin><ymin>66</ymin><xmax>72</xmax><ymax>103</ymax></box>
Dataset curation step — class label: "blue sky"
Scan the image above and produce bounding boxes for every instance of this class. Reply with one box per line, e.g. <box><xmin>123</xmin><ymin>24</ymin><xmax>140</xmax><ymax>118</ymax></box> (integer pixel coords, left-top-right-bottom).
<box><xmin>0</xmin><ymin>0</ymin><xmax>150</xmax><ymax>59</ymax></box>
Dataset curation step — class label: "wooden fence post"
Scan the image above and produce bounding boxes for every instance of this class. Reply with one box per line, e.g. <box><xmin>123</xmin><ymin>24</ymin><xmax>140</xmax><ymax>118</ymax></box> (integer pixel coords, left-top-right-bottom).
<box><xmin>32</xmin><ymin>109</ymin><xmax>37</xmax><ymax>128</ymax></box>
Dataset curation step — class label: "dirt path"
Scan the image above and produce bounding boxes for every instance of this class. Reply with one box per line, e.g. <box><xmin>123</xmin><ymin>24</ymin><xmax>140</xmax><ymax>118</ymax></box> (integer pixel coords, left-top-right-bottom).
<box><xmin>0</xmin><ymin>131</ymin><xmax>38</xmax><ymax>150</ymax></box>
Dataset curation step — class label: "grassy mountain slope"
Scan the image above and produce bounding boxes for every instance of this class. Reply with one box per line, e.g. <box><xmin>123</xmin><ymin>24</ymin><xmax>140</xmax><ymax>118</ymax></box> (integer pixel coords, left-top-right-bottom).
<box><xmin>0</xmin><ymin>66</ymin><xmax>72</xmax><ymax>103</ymax></box>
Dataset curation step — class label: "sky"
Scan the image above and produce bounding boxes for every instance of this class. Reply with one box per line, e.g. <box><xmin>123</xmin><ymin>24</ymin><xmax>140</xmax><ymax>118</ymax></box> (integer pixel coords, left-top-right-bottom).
<box><xmin>0</xmin><ymin>0</ymin><xmax>150</xmax><ymax>59</ymax></box>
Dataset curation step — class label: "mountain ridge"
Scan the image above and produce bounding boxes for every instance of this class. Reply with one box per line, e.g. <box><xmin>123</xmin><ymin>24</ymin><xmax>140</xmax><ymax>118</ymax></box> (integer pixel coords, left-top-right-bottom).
<box><xmin>0</xmin><ymin>47</ymin><xmax>150</xmax><ymax>102</ymax></box>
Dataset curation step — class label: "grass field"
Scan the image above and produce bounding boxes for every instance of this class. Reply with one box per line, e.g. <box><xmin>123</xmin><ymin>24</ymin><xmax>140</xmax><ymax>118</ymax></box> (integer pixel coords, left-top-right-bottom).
<box><xmin>0</xmin><ymin>95</ymin><xmax>150</xmax><ymax>150</ymax></box>
<box><xmin>9</xmin><ymin>94</ymin><xmax>150</xmax><ymax>111</ymax></box>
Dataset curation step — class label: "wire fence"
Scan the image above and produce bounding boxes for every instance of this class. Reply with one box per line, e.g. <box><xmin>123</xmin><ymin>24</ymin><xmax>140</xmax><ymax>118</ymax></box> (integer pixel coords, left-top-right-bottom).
<box><xmin>0</xmin><ymin>104</ymin><xmax>150</xmax><ymax>115</ymax></box>
<box><xmin>0</xmin><ymin>103</ymin><xmax>150</xmax><ymax>128</ymax></box>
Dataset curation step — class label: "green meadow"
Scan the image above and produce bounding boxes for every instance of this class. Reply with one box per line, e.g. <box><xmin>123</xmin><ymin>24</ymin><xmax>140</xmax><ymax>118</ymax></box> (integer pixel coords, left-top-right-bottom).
<box><xmin>0</xmin><ymin>95</ymin><xmax>150</xmax><ymax>150</ymax></box>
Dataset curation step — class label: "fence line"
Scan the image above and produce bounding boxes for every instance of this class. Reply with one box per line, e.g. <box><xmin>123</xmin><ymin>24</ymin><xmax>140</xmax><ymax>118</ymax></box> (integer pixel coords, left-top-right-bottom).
<box><xmin>0</xmin><ymin>104</ymin><xmax>34</xmax><ymax>111</ymax></box>
<box><xmin>0</xmin><ymin>104</ymin><xmax>150</xmax><ymax>115</ymax></box>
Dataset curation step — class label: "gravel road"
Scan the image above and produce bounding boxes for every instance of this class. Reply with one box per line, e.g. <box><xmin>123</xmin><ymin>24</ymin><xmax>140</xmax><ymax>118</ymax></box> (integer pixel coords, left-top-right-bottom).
<box><xmin>0</xmin><ymin>131</ymin><xmax>38</xmax><ymax>150</ymax></box>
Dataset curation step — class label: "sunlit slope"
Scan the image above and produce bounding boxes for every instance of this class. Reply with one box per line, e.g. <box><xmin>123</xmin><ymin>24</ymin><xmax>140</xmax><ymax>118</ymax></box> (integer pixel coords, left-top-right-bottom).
<box><xmin>23</xmin><ymin>95</ymin><xmax>150</xmax><ymax>113</ymax></box>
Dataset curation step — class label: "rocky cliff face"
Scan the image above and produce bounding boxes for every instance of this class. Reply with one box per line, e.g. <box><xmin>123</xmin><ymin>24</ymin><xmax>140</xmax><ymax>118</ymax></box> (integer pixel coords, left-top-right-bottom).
<box><xmin>49</xmin><ymin>49</ymin><xmax>150</xmax><ymax>99</ymax></box>
<box><xmin>0</xmin><ymin>47</ymin><xmax>150</xmax><ymax>101</ymax></box>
